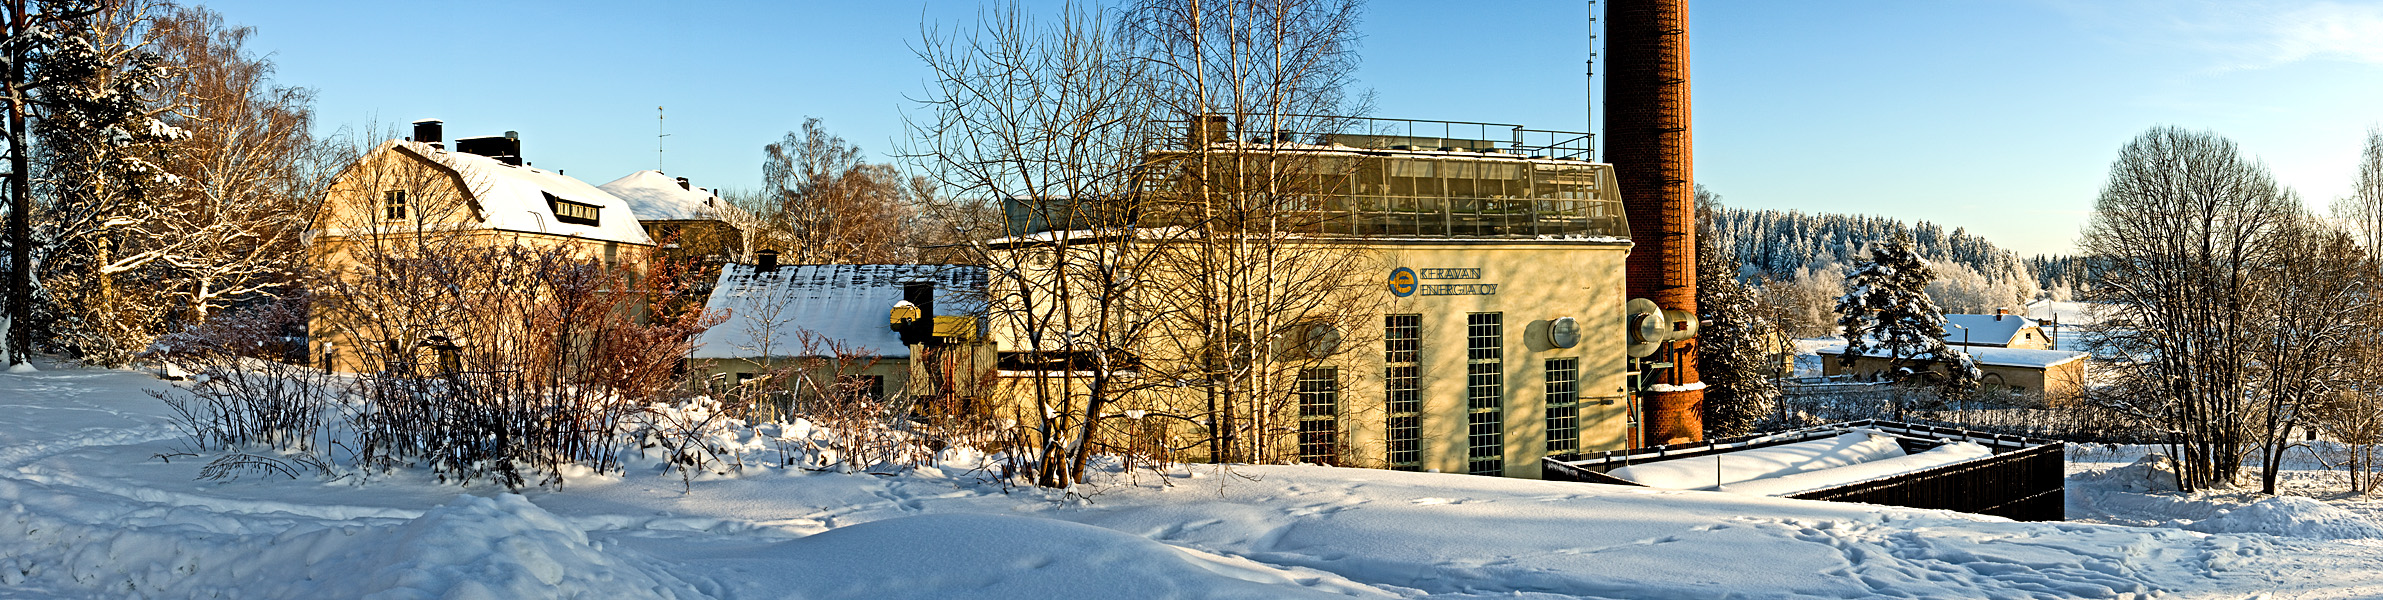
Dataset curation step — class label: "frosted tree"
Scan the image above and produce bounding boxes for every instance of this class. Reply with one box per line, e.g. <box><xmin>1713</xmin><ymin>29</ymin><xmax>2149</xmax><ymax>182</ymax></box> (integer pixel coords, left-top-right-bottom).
<box><xmin>2247</xmin><ymin>215</ymin><xmax>2363</xmax><ymax>494</ymax></box>
<box><xmin>1835</xmin><ymin>231</ymin><xmax>1979</xmax><ymax>405</ymax></box>
<box><xmin>140</xmin><ymin>5</ymin><xmax>330</xmax><ymax>326</ymax></box>
<box><xmin>26</xmin><ymin>0</ymin><xmax>188</xmax><ymax>365</ymax></box>
<box><xmin>2335</xmin><ymin>127</ymin><xmax>2383</xmax><ymax>255</ymax></box>
<box><xmin>1</xmin><ymin>0</ymin><xmax>119</xmax><ymax>368</ymax></box>
<box><xmin>1696</xmin><ymin>187</ymin><xmax>1780</xmax><ymax>436</ymax></box>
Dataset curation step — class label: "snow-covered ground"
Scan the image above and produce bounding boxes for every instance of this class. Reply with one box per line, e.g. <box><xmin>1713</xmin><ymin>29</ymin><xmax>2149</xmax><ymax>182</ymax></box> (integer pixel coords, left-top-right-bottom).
<box><xmin>10</xmin><ymin>364</ymin><xmax>2383</xmax><ymax>598</ymax></box>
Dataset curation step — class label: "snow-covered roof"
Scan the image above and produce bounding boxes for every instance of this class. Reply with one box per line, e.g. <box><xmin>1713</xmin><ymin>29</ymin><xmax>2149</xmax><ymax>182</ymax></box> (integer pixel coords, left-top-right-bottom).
<box><xmin>1607</xmin><ymin>431</ymin><xmax>1906</xmax><ymax>490</ymax></box>
<box><xmin>394</xmin><ymin>141</ymin><xmax>654</xmax><ymax>246</ymax></box>
<box><xmin>2025</xmin><ymin>300</ymin><xmax>2100</xmax><ymax>326</ymax></box>
<box><xmin>596</xmin><ymin>170</ymin><xmax>753</xmax><ymax>224</ymax></box>
<box><xmin>690</xmin><ymin>263</ymin><xmax>989</xmax><ymax>360</ymax></box>
<box><xmin>1724</xmin><ymin>441</ymin><xmax>1993</xmax><ymax>497</ymax></box>
<box><xmin>1940</xmin><ymin>313</ymin><xmax>2038</xmax><ymax>346</ymax></box>
<box><xmin>1817</xmin><ymin>343</ymin><xmax>2088</xmax><ymax>369</ymax></box>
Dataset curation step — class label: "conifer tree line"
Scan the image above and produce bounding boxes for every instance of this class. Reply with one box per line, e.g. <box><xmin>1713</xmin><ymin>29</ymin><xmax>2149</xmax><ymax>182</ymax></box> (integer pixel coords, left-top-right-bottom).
<box><xmin>1710</xmin><ymin>207</ymin><xmax>2033</xmax><ymax>285</ymax></box>
<box><xmin>1709</xmin><ymin>202</ymin><xmax>2111</xmax><ymax>311</ymax></box>
<box><xmin>2</xmin><ymin>1</ymin><xmax>334</xmax><ymax>368</ymax></box>
<box><xmin>1706</xmin><ymin>206</ymin><xmax>2054</xmax><ymax>337</ymax></box>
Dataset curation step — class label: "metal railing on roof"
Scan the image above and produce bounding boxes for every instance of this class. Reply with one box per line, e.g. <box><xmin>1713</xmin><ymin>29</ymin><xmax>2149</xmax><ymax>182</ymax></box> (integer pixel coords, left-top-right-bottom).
<box><xmin>1166</xmin><ymin>114</ymin><xmax>1595</xmax><ymax>160</ymax></box>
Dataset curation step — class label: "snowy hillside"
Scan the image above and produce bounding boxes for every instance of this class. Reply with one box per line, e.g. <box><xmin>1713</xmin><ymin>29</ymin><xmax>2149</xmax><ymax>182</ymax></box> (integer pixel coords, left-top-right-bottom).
<box><xmin>8</xmin><ymin>364</ymin><xmax>2383</xmax><ymax>598</ymax></box>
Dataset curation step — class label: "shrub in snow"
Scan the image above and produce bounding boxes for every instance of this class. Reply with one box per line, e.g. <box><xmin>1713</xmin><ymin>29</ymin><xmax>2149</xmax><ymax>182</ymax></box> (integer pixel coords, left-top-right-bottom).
<box><xmin>145</xmin><ymin>299</ymin><xmax>336</xmax><ymax>474</ymax></box>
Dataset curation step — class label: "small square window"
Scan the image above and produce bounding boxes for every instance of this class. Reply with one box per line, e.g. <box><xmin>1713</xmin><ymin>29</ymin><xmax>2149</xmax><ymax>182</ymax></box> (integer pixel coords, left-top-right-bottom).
<box><xmin>383</xmin><ymin>190</ymin><xmax>407</xmax><ymax>220</ymax></box>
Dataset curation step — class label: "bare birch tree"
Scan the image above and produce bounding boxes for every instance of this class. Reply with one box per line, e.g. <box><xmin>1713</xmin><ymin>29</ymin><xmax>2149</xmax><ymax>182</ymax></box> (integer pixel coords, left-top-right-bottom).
<box><xmin>2334</xmin><ymin>127</ymin><xmax>2383</xmax><ymax>255</ymax></box>
<box><xmin>2246</xmin><ymin>214</ymin><xmax>2366</xmax><ymax>494</ymax></box>
<box><xmin>1119</xmin><ymin>0</ymin><xmax>1380</xmax><ymax>465</ymax></box>
<box><xmin>2081</xmin><ymin>126</ymin><xmax>2296</xmax><ymax>492</ymax></box>
<box><xmin>140</xmin><ymin>5</ymin><xmax>331</xmax><ymax>326</ymax></box>
<box><xmin>908</xmin><ymin>1</ymin><xmax>1174</xmax><ymax>487</ymax></box>
<box><xmin>751</xmin><ymin>118</ymin><xmax>913</xmax><ymax>264</ymax></box>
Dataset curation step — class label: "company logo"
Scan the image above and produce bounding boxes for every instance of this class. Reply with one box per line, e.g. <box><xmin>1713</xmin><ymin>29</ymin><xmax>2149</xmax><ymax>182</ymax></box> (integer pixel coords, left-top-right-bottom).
<box><xmin>1388</xmin><ymin>267</ymin><xmax>1417</xmax><ymax>297</ymax></box>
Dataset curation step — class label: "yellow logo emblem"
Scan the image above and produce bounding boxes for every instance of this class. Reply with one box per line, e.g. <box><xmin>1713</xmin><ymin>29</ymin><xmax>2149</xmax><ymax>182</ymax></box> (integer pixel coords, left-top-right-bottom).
<box><xmin>1388</xmin><ymin>267</ymin><xmax>1417</xmax><ymax>297</ymax></box>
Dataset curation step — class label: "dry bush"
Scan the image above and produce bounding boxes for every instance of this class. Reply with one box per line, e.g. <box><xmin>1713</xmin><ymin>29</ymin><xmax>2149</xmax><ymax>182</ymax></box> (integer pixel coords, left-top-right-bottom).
<box><xmin>147</xmin><ymin>298</ymin><xmax>331</xmax><ymax>454</ymax></box>
<box><xmin>304</xmin><ymin>241</ymin><xmax>716</xmax><ymax>488</ymax></box>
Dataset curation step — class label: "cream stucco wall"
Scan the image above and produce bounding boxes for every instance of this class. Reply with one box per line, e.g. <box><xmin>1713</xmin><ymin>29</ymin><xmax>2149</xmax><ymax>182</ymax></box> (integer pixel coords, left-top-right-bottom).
<box><xmin>979</xmin><ymin>237</ymin><xmax>1634</xmax><ymax>478</ymax></box>
<box><xmin>1354</xmin><ymin>241</ymin><xmax>1634</xmax><ymax>476</ymax></box>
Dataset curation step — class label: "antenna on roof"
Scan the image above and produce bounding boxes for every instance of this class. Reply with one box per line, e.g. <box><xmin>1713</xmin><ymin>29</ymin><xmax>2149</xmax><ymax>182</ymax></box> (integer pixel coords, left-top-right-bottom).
<box><xmin>1586</xmin><ymin>0</ymin><xmax>1598</xmax><ymax>161</ymax></box>
<box><xmin>657</xmin><ymin>106</ymin><xmax>670</xmax><ymax>171</ymax></box>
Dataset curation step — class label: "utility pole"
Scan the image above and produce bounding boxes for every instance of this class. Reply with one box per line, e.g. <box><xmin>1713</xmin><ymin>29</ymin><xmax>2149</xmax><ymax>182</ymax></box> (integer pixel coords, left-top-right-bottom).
<box><xmin>657</xmin><ymin>106</ymin><xmax>669</xmax><ymax>171</ymax></box>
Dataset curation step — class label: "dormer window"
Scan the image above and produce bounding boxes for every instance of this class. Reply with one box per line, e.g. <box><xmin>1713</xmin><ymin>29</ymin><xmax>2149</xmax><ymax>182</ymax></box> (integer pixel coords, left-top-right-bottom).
<box><xmin>383</xmin><ymin>190</ymin><xmax>407</xmax><ymax>220</ymax></box>
<box><xmin>545</xmin><ymin>192</ymin><xmax>600</xmax><ymax>226</ymax></box>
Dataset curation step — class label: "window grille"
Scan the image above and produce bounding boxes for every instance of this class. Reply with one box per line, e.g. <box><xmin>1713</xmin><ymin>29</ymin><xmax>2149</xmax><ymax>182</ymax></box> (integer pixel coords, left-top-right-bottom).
<box><xmin>1297</xmin><ymin>368</ymin><xmax>1339</xmax><ymax>465</ymax></box>
<box><xmin>383</xmin><ymin>190</ymin><xmax>407</xmax><ymax>220</ymax></box>
<box><xmin>1385</xmin><ymin>314</ymin><xmax>1421</xmax><ymax>470</ymax></box>
<box><xmin>1545</xmin><ymin>357</ymin><xmax>1580</xmax><ymax>453</ymax></box>
<box><xmin>1466</xmin><ymin>312</ymin><xmax>1503</xmax><ymax>475</ymax></box>
<box><xmin>546</xmin><ymin>192</ymin><xmax>601</xmax><ymax>226</ymax></box>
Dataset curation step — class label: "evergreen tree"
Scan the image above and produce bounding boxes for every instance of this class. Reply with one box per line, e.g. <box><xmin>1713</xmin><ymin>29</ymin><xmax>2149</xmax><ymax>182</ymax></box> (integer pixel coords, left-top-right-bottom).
<box><xmin>27</xmin><ymin>0</ymin><xmax>182</xmax><ymax>365</ymax></box>
<box><xmin>1695</xmin><ymin>187</ymin><xmax>1781</xmax><ymax>436</ymax></box>
<box><xmin>1835</xmin><ymin>232</ymin><xmax>1980</xmax><ymax>402</ymax></box>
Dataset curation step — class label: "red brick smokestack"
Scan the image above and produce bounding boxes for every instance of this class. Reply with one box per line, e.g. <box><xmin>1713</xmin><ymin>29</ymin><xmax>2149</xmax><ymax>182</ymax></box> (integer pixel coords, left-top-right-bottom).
<box><xmin>1606</xmin><ymin>0</ymin><xmax>1702</xmax><ymax>446</ymax></box>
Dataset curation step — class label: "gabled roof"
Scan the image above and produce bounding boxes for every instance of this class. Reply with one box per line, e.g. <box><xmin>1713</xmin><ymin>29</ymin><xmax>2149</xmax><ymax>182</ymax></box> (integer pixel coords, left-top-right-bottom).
<box><xmin>690</xmin><ymin>263</ymin><xmax>989</xmax><ymax>360</ymax></box>
<box><xmin>1817</xmin><ymin>343</ymin><xmax>2088</xmax><ymax>369</ymax></box>
<box><xmin>596</xmin><ymin>170</ymin><xmax>754</xmax><ymax>224</ymax></box>
<box><xmin>390</xmin><ymin>140</ymin><xmax>654</xmax><ymax>246</ymax></box>
<box><xmin>1940</xmin><ymin>314</ymin><xmax>2039</xmax><ymax>346</ymax></box>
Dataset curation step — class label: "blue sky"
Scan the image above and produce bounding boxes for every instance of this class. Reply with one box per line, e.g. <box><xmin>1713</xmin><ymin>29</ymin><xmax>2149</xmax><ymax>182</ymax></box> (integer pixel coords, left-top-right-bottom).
<box><xmin>202</xmin><ymin>0</ymin><xmax>2383</xmax><ymax>256</ymax></box>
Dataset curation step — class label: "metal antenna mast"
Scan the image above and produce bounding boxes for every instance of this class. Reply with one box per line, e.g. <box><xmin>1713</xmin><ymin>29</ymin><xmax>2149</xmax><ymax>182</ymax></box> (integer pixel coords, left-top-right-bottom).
<box><xmin>1587</xmin><ymin>0</ymin><xmax>1599</xmax><ymax>161</ymax></box>
<box><xmin>657</xmin><ymin>106</ymin><xmax>670</xmax><ymax>171</ymax></box>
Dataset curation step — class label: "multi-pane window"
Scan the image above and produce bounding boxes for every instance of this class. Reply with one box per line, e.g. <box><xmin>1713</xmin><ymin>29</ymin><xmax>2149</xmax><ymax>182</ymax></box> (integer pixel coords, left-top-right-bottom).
<box><xmin>1384</xmin><ymin>314</ymin><xmax>1421</xmax><ymax>470</ymax></box>
<box><xmin>548</xmin><ymin>192</ymin><xmax>602</xmax><ymax>226</ymax></box>
<box><xmin>1545</xmin><ymin>358</ymin><xmax>1580</xmax><ymax>454</ymax></box>
<box><xmin>383</xmin><ymin>190</ymin><xmax>408</xmax><ymax>220</ymax></box>
<box><xmin>1297</xmin><ymin>368</ymin><xmax>1340</xmax><ymax>465</ymax></box>
<box><xmin>1466</xmin><ymin>312</ymin><xmax>1503</xmax><ymax>476</ymax></box>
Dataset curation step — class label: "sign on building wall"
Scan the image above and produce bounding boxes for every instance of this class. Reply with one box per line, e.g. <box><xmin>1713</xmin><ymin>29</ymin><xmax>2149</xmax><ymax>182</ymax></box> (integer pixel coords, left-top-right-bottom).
<box><xmin>1388</xmin><ymin>266</ymin><xmax>1497</xmax><ymax>297</ymax></box>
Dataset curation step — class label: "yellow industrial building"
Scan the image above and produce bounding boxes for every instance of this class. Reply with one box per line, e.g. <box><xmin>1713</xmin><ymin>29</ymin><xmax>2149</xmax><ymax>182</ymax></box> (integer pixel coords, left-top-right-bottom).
<box><xmin>980</xmin><ymin>118</ymin><xmax>1687</xmax><ymax>477</ymax></box>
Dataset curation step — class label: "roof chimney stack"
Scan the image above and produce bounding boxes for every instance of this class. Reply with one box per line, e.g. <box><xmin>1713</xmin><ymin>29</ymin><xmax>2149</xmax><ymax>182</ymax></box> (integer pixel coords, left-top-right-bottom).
<box><xmin>412</xmin><ymin>119</ymin><xmax>443</xmax><ymax>148</ymax></box>
<box><xmin>676</xmin><ymin>176</ymin><xmax>691</xmax><ymax>190</ymax></box>
<box><xmin>899</xmin><ymin>281</ymin><xmax>936</xmax><ymax>346</ymax></box>
<box><xmin>755</xmin><ymin>249</ymin><xmax>779</xmax><ymax>273</ymax></box>
<box><xmin>455</xmin><ymin>133</ymin><xmax>523</xmax><ymax>166</ymax></box>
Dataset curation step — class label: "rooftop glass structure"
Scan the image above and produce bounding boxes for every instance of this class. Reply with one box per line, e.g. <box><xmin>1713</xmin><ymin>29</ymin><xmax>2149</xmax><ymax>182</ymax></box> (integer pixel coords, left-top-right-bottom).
<box><xmin>1007</xmin><ymin>116</ymin><xmax>1629</xmax><ymax>240</ymax></box>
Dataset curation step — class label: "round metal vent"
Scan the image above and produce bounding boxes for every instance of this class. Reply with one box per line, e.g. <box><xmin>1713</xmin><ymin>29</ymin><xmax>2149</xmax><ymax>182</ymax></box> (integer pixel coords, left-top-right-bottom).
<box><xmin>1547</xmin><ymin>316</ymin><xmax>1581</xmax><ymax>348</ymax></box>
